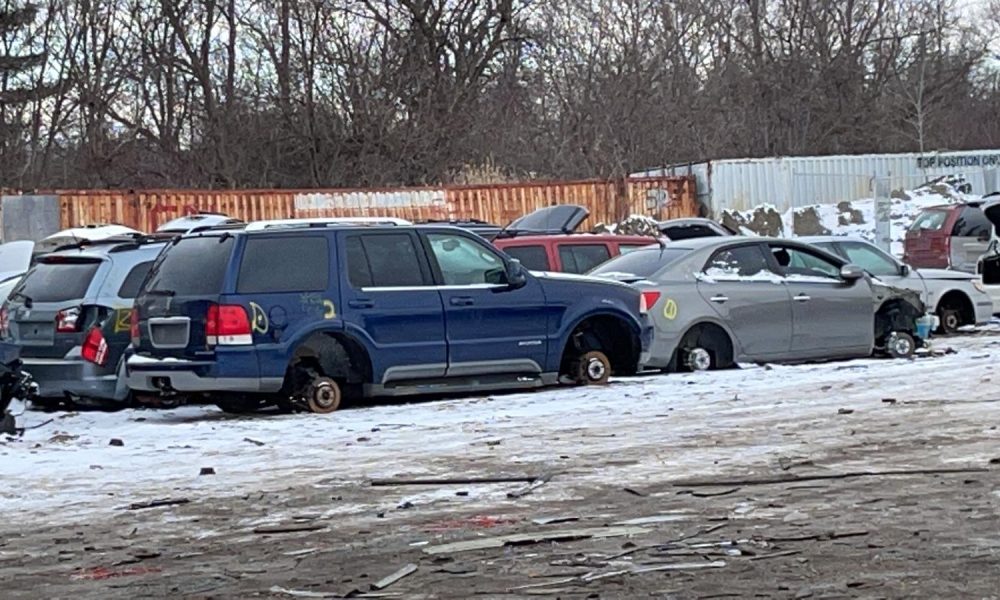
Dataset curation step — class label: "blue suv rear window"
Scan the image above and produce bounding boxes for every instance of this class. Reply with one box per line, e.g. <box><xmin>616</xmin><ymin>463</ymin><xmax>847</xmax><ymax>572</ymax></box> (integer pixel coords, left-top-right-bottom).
<box><xmin>146</xmin><ymin>236</ymin><xmax>234</xmax><ymax>296</ymax></box>
<box><xmin>237</xmin><ymin>236</ymin><xmax>329</xmax><ymax>293</ymax></box>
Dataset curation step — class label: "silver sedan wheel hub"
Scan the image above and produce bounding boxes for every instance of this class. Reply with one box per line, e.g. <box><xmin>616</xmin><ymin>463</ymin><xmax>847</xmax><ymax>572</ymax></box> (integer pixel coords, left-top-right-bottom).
<box><xmin>686</xmin><ymin>347</ymin><xmax>712</xmax><ymax>371</ymax></box>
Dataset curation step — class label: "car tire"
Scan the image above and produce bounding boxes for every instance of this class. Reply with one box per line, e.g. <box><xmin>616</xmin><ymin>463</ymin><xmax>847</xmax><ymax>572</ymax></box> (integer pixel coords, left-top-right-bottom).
<box><xmin>572</xmin><ymin>350</ymin><xmax>611</xmax><ymax>385</ymax></box>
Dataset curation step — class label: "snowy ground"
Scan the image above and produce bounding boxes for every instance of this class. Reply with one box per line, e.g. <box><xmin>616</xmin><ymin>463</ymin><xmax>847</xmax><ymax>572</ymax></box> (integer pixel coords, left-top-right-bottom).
<box><xmin>3</xmin><ymin>331</ymin><xmax>1000</xmax><ymax>598</ymax></box>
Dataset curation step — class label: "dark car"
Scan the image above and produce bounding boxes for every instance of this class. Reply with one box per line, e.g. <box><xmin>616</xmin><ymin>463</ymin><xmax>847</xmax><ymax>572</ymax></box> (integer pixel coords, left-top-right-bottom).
<box><xmin>492</xmin><ymin>205</ymin><xmax>656</xmax><ymax>273</ymax></box>
<box><xmin>903</xmin><ymin>202</ymin><xmax>992</xmax><ymax>272</ymax></box>
<box><xmin>125</xmin><ymin>221</ymin><xmax>652</xmax><ymax>413</ymax></box>
<box><xmin>2</xmin><ymin>235</ymin><xmax>170</xmax><ymax>407</ymax></box>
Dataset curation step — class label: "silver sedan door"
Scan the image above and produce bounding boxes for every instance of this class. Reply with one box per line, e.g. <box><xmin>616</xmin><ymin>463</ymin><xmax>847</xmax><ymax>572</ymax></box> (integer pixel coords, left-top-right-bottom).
<box><xmin>696</xmin><ymin>243</ymin><xmax>792</xmax><ymax>360</ymax></box>
<box><xmin>768</xmin><ymin>243</ymin><xmax>873</xmax><ymax>357</ymax></box>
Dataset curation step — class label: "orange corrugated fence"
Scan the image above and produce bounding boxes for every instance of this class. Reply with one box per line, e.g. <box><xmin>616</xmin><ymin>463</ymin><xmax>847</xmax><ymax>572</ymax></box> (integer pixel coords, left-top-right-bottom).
<box><xmin>52</xmin><ymin>176</ymin><xmax>697</xmax><ymax>231</ymax></box>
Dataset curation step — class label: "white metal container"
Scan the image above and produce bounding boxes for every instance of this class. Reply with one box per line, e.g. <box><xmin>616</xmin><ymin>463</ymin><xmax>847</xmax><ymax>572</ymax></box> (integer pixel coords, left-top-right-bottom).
<box><xmin>636</xmin><ymin>150</ymin><xmax>1000</xmax><ymax>214</ymax></box>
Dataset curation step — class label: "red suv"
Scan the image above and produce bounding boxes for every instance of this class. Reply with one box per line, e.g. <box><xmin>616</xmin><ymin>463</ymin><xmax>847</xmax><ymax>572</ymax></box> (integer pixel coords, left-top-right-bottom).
<box><xmin>492</xmin><ymin>205</ymin><xmax>656</xmax><ymax>273</ymax></box>
<box><xmin>903</xmin><ymin>203</ymin><xmax>992</xmax><ymax>272</ymax></box>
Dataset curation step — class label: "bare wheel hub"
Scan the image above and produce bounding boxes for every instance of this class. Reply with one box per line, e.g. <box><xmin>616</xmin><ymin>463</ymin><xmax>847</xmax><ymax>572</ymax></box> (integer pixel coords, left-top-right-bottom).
<box><xmin>574</xmin><ymin>350</ymin><xmax>611</xmax><ymax>385</ymax></box>
<box><xmin>306</xmin><ymin>377</ymin><xmax>341</xmax><ymax>414</ymax></box>
<box><xmin>685</xmin><ymin>347</ymin><xmax>712</xmax><ymax>371</ymax></box>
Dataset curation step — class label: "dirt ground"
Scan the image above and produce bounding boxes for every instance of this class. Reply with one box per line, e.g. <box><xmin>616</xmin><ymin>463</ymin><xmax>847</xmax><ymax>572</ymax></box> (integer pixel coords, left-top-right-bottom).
<box><xmin>3</xmin><ymin>334</ymin><xmax>1000</xmax><ymax>599</ymax></box>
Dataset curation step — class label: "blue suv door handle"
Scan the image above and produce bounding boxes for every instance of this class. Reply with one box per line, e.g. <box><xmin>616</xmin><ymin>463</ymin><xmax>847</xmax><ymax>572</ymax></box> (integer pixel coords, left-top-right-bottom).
<box><xmin>348</xmin><ymin>299</ymin><xmax>375</xmax><ymax>309</ymax></box>
<box><xmin>449</xmin><ymin>296</ymin><xmax>474</xmax><ymax>306</ymax></box>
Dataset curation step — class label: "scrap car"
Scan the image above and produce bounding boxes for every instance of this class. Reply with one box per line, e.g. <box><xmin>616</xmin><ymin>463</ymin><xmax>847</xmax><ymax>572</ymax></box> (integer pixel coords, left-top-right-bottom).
<box><xmin>802</xmin><ymin>236</ymin><xmax>993</xmax><ymax>333</ymax></box>
<box><xmin>590</xmin><ymin>236</ymin><xmax>931</xmax><ymax>372</ymax></box>
<box><xmin>125</xmin><ymin>219</ymin><xmax>652</xmax><ymax>413</ymax></box>
<box><xmin>2</xmin><ymin>234</ymin><xmax>170</xmax><ymax>408</ymax></box>
<box><xmin>492</xmin><ymin>205</ymin><xmax>657</xmax><ymax>273</ymax></box>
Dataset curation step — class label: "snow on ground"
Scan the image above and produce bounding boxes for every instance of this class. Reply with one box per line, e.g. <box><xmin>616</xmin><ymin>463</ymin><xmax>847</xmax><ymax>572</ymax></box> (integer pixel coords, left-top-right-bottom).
<box><xmin>726</xmin><ymin>176</ymin><xmax>982</xmax><ymax>257</ymax></box>
<box><xmin>4</xmin><ymin>330</ymin><xmax>1000</xmax><ymax>529</ymax></box>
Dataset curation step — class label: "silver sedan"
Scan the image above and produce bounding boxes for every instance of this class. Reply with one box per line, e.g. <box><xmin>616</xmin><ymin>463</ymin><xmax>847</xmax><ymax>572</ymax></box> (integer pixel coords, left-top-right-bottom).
<box><xmin>590</xmin><ymin>237</ymin><xmax>926</xmax><ymax>371</ymax></box>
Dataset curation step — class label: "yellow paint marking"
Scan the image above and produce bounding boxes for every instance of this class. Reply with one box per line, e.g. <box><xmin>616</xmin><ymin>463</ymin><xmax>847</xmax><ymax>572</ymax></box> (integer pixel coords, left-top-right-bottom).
<box><xmin>663</xmin><ymin>298</ymin><xmax>678</xmax><ymax>320</ymax></box>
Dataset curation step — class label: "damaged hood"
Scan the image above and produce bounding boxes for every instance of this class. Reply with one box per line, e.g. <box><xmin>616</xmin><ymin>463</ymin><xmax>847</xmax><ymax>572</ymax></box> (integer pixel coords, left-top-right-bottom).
<box><xmin>870</xmin><ymin>278</ymin><xmax>926</xmax><ymax>313</ymax></box>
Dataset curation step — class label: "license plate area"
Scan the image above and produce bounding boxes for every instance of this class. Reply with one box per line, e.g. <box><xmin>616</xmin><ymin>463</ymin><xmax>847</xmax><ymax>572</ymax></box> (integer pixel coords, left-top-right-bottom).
<box><xmin>148</xmin><ymin>316</ymin><xmax>191</xmax><ymax>349</ymax></box>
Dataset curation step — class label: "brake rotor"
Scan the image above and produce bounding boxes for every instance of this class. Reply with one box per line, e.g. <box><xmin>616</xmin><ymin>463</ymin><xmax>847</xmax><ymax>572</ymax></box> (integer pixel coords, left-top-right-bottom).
<box><xmin>306</xmin><ymin>377</ymin><xmax>342</xmax><ymax>414</ymax></box>
<box><xmin>575</xmin><ymin>350</ymin><xmax>611</xmax><ymax>385</ymax></box>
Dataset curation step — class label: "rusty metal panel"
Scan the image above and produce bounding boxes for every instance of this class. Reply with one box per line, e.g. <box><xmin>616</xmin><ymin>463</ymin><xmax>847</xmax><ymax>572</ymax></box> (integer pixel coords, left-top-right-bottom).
<box><xmin>53</xmin><ymin>176</ymin><xmax>698</xmax><ymax>233</ymax></box>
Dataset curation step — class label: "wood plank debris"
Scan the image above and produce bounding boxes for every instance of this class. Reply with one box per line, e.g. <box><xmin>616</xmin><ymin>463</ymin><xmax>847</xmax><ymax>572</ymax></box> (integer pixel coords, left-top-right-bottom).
<box><xmin>253</xmin><ymin>523</ymin><xmax>327</xmax><ymax>534</ymax></box>
<box><xmin>370</xmin><ymin>563</ymin><xmax>417</xmax><ymax>591</ymax></box>
<box><xmin>423</xmin><ymin>526</ymin><xmax>649</xmax><ymax>555</ymax></box>
<box><xmin>371</xmin><ymin>475</ymin><xmax>540</xmax><ymax>486</ymax></box>
<box><xmin>749</xmin><ymin>550</ymin><xmax>802</xmax><ymax>561</ymax></box>
<box><xmin>126</xmin><ymin>497</ymin><xmax>190</xmax><ymax>511</ymax></box>
<box><xmin>672</xmin><ymin>466</ymin><xmax>989</xmax><ymax>488</ymax></box>
<box><xmin>631</xmin><ymin>560</ymin><xmax>727</xmax><ymax>573</ymax></box>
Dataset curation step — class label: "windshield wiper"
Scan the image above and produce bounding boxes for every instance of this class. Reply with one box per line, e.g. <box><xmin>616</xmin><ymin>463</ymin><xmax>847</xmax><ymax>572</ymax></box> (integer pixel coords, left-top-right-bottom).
<box><xmin>145</xmin><ymin>289</ymin><xmax>176</xmax><ymax>297</ymax></box>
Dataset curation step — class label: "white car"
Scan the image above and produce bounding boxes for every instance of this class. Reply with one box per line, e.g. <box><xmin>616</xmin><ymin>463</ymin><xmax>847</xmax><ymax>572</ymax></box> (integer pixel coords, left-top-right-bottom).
<box><xmin>803</xmin><ymin>236</ymin><xmax>994</xmax><ymax>333</ymax></box>
<box><xmin>976</xmin><ymin>194</ymin><xmax>1000</xmax><ymax>313</ymax></box>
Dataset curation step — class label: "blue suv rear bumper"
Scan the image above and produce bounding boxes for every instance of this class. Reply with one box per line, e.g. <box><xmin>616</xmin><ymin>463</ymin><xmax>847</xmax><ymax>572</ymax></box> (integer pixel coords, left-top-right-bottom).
<box><xmin>125</xmin><ymin>350</ymin><xmax>282</xmax><ymax>394</ymax></box>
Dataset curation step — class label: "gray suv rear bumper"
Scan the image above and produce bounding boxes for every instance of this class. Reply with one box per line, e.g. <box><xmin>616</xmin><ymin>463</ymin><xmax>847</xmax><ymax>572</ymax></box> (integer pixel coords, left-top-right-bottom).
<box><xmin>22</xmin><ymin>357</ymin><xmax>125</xmax><ymax>402</ymax></box>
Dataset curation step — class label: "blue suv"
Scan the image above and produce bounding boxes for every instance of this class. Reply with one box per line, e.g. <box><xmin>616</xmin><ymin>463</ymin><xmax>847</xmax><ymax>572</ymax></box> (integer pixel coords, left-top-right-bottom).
<box><xmin>125</xmin><ymin>221</ymin><xmax>652</xmax><ymax>413</ymax></box>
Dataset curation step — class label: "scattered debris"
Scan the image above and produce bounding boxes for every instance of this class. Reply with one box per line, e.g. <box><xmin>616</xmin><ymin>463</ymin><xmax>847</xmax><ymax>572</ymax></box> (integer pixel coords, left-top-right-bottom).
<box><xmin>750</xmin><ymin>550</ymin><xmax>802</xmax><ymax>561</ymax></box>
<box><xmin>269</xmin><ymin>586</ymin><xmax>337</xmax><ymax>598</ymax></box>
<box><xmin>422</xmin><ymin>526</ymin><xmax>649</xmax><ymax>555</ymax></box>
<box><xmin>371</xmin><ymin>475</ymin><xmax>540</xmax><ymax>486</ymax></box>
<box><xmin>199</xmin><ymin>467</ymin><xmax>216</xmax><ymax>476</ymax></box>
<box><xmin>615</xmin><ymin>514</ymin><xmax>690</xmax><ymax>526</ymax></box>
<box><xmin>370</xmin><ymin>563</ymin><xmax>417</xmax><ymax>590</ymax></box>
<box><xmin>630</xmin><ymin>560</ymin><xmax>727</xmax><ymax>573</ymax></box>
<box><xmin>531</xmin><ymin>516</ymin><xmax>580</xmax><ymax>526</ymax></box>
<box><xmin>764</xmin><ymin>530</ymin><xmax>868</xmax><ymax>543</ymax></box>
<box><xmin>109</xmin><ymin>438</ymin><xmax>124</xmax><ymax>447</ymax></box>
<box><xmin>254</xmin><ymin>523</ymin><xmax>327</xmax><ymax>534</ymax></box>
<box><xmin>672</xmin><ymin>466</ymin><xmax>989</xmax><ymax>488</ymax></box>
<box><xmin>126</xmin><ymin>497</ymin><xmax>190</xmax><ymax>511</ymax></box>
<box><xmin>623</xmin><ymin>487</ymin><xmax>646</xmax><ymax>496</ymax></box>
<box><xmin>425</xmin><ymin>515</ymin><xmax>518</xmax><ymax>531</ymax></box>
<box><xmin>691</xmin><ymin>487</ymin><xmax>741</xmax><ymax>498</ymax></box>
<box><xmin>507</xmin><ymin>473</ymin><xmax>553</xmax><ymax>499</ymax></box>
<box><xmin>882</xmin><ymin>398</ymin><xmax>897</xmax><ymax>404</ymax></box>
<box><xmin>243</xmin><ymin>437</ymin><xmax>265</xmax><ymax>446</ymax></box>
<box><xmin>72</xmin><ymin>566</ymin><xmax>162</xmax><ymax>580</ymax></box>
<box><xmin>838</xmin><ymin>408</ymin><xmax>855</xmax><ymax>415</ymax></box>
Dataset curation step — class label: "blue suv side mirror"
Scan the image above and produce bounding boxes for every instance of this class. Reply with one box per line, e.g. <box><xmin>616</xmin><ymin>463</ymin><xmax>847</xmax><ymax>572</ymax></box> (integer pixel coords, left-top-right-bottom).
<box><xmin>505</xmin><ymin>259</ymin><xmax>528</xmax><ymax>289</ymax></box>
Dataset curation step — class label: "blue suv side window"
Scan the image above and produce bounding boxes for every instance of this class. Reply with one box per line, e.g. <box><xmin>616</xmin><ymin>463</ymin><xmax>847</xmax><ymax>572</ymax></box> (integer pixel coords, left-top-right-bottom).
<box><xmin>346</xmin><ymin>234</ymin><xmax>427</xmax><ymax>288</ymax></box>
<box><xmin>237</xmin><ymin>237</ymin><xmax>329</xmax><ymax>293</ymax></box>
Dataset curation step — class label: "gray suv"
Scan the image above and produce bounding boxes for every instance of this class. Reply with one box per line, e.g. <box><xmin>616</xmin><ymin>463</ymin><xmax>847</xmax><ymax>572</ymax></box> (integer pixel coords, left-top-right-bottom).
<box><xmin>2</xmin><ymin>235</ymin><xmax>169</xmax><ymax>407</ymax></box>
